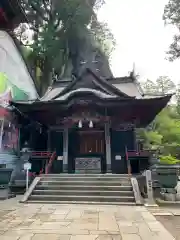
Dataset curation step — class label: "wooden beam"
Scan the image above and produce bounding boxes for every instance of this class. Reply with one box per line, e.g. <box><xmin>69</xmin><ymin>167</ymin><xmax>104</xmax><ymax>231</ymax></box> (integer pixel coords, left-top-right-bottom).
<box><xmin>105</xmin><ymin>122</ymin><xmax>111</xmax><ymax>173</ymax></box>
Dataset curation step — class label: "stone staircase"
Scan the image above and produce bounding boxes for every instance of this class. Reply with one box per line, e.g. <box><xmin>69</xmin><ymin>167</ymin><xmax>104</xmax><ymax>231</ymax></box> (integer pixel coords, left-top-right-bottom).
<box><xmin>24</xmin><ymin>174</ymin><xmax>140</xmax><ymax>205</ymax></box>
<box><xmin>0</xmin><ymin>151</ymin><xmax>18</xmax><ymax>169</ymax></box>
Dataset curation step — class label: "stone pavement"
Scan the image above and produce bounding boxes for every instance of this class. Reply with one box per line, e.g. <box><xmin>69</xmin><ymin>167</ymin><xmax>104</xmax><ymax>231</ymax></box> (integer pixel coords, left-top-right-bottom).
<box><xmin>149</xmin><ymin>206</ymin><xmax>180</xmax><ymax>216</ymax></box>
<box><xmin>149</xmin><ymin>206</ymin><xmax>180</xmax><ymax>240</ymax></box>
<box><xmin>155</xmin><ymin>215</ymin><xmax>180</xmax><ymax>240</ymax></box>
<box><xmin>0</xmin><ymin>197</ymin><xmax>175</xmax><ymax>240</ymax></box>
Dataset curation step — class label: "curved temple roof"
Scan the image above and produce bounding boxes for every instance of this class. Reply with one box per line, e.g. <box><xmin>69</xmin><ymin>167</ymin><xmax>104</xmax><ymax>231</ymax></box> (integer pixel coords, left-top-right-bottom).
<box><xmin>41</xmin><ymin>69</ymin><xmax>145</xmax><ymax>102</ymax></box>
<box><xmin>10</xmin><ymin>93</ymin><xmax>172</xmax><ymax>128</ymax></box>
<box><xmin>55</xmin><ymin>88</ymin><xmax>117</xmax><ymax>101</ymax></box>
<box><xmin>0</xmin><ymin>1</ymin><xmax>172</xmax><ymax>128</ymax></box>
<box><xmin>11</xmin><ymin>66</ymin><xmax>172</xmax><ymax>109</ymax></box>
<box><xmin>9</xmin><ymin>65</ymin><xmax>172</xmax><ymax>128</ymax></box>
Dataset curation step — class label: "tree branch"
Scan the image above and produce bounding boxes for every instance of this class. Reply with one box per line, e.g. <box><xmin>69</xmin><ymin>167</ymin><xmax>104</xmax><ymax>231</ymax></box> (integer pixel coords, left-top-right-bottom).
<box><xmin>29</xmin><ymin>25</ymin><xmax>39</xmax><ymax>33</ymax></box>
<box><xmin>42</xmin><ymin>0</ymin><xmax>50</xmax><ymax>13</ymax></box>
<box><xmin>30</xmin><ymin>2</ymin><xmax>49</xmax><ymax>22</ymax></box>
<box><xmin>49</xmin><ymin>0</ymin><xmax>54</xmax><ymax>22</ymax></box>
<box><xmin>55</xmin><ymin>17</ymin><xmax>62</xmax><ymax>29</ymax></box>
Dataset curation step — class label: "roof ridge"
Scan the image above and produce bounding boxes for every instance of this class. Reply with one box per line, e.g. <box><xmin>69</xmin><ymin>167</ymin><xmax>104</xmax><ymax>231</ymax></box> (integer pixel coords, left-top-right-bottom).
<box><xmin>86</xmin><ymin>68</ymin><xmax>130</xmax><ymax>97</ymax></box>
<box><xmin>51</xmin><ymin>67</ymin><xmax>132</xmax><ymax>100</ymax></box>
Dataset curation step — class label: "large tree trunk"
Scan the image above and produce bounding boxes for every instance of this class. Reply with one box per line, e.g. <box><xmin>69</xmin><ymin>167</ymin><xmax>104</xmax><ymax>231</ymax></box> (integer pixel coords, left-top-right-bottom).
<box><xmin>67</xmin><ymin>31</ymin><xmax>113</xmax><ymax>79</ymax></box>
<box><xmin>40</xmin><ymin>58</ymin><xmax>53</xmax><ymax>96</ymax></box>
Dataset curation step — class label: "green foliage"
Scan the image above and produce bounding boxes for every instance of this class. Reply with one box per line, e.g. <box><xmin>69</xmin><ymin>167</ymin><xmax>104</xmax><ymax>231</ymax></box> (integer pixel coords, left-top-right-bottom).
<box><xmin>141</xmin><ymin>76</ymin><xmax>175</xmax><ymax>94</ymax></box>
<box><xmin>140</xmin><ymin>77</ymin><xmax>180</xmax><ymax>160</ymax></box>
<box><xmin>163</xmin><ymin>0</ymin><xmax>180</xmax><ymax>60</ymax></box>
<box><xmin>145</xmin><ymin>131</ymin><xmax>162</xmax><ymax>146</ymax></box>
<box><xmin>16</xmin><ymin>0</ymin><xmax>115</xmax><ymax>95</ymax></box>
<box><xmin>141</xmin><ymin>79</ymin><xmax>157</xmax><ymax>94</ymax></box>
<box><xmin>156</xmin><ymin>76</ymin><xmax>175</xmax><ymax>94</ymax></box>
<box><xmin>159</xmin><ymin>155</ymin><xmax>180</xmax><ymax>165</ymax></box>
<box><xmin>91</xmin><ymin>21</ymin><xmax>116</xmax><ymax>58</ymax></box>
<box><xmin>176</xmin><ymin>83</ymin><xmax>180</xmax><ymax>115</ymax></box>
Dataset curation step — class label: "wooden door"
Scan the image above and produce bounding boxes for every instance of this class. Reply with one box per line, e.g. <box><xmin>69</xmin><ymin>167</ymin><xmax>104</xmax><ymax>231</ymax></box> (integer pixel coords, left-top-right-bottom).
<box><xmin>79</xmin><ymin>131</ymin><xmax>104</xmax><ymax>155</ymax></box>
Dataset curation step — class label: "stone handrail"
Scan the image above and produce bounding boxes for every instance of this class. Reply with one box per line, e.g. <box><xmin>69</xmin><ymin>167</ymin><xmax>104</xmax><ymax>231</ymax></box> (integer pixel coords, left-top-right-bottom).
<box><xmin>131</xmin><ymin>177</ymin><xmax>143</xmax><ymax>205</ymax></box>
<box><xmin>20</xmin><ymin>176</ymin><xmax>41</xmax><ymax>203</ymax></box>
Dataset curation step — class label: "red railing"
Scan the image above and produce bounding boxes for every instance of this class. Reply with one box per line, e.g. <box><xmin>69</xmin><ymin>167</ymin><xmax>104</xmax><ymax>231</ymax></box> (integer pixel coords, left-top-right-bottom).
<box><xmin>45</xmin><ymin>151</ymin><xmax>56</xmax><ymax>174</ymax></box>
<box><xmin>127</xmin><ymin>150</ymin><xmax>151</xmax><ymax>157</ymax></box>
<box><xmin>28</xmin><ymin>171</ymin><xmax>37</xmax><ymax>178</ymax></box>
<box><xmin>31</xmin><ymin>151</ymin><xmax>52</xmax><ymax>158</ymax></box>
<box><xmin>125</xmin><ymin>147</ymin><xmax>151</xmax><ymax>175</ymax></box>
<box><xmin>28</xmin><ymin>151</ymin><xmax>56</xmax><ymax>176</ymax></box>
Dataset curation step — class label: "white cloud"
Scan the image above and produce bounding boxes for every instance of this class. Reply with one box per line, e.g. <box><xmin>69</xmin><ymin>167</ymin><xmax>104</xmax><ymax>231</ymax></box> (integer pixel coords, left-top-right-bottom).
<box><xmin>98</xmin><ymin>0</ymin><xmax>180</xmax><ymax>83</ymax></box>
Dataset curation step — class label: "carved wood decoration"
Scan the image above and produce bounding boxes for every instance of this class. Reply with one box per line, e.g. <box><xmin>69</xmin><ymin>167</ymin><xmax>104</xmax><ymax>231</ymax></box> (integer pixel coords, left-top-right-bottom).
<box><xmin>56</xmin><ymin>109</ymin><xmax>110</xmax><ymax>127</ymax></box>
<box><xmin>75</xmin><ymin>158</ymin><xmax>101</xmax><ymax>173</ymax></box>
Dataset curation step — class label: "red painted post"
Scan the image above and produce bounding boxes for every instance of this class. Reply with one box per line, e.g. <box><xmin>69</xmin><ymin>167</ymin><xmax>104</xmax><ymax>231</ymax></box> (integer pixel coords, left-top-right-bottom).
<box><xmin>125</xmin><ymin>146</ymin><xmax>131</xmax><ymax>175</ymax></box>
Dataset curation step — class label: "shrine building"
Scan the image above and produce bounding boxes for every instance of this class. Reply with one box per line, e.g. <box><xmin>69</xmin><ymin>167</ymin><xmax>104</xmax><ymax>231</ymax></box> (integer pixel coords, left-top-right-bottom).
<box><xmin>10</xmin><ymin>68</ymin><xmax>172</xmax><ymax>175</ymax></box>
<box><xmin>0</xmin><ymin>0</ymin><xmax>172</xmax><ymax>175</ymax></box>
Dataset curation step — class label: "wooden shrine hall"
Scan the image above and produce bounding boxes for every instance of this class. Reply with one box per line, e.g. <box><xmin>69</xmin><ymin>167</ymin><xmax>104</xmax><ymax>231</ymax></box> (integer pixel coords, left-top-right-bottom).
<box><xmin>10</xmin><ymin>67</ymin><xmax>172</xmax><ymax>175</ymax></box>
<box><xmin>0</xmin><ymin>0</ymin><xmax>171</xmax><ymax>175</ymax></box>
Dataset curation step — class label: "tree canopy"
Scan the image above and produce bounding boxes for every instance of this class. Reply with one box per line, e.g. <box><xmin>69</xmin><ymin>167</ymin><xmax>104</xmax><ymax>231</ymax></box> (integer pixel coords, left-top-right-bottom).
<box><xmin>163</xmin><ymin>0</ymin><xmax>180</xmax><ymax>60</ymax></box>
<box><xmin>141</xmin><ymin>76</ymin><xmax>176</xmax><ymax>95</ymax></box>
<box><xmin>15</xmin><ymin>0</ymin><xmax>115</xmax><ymax>95</ymax></box>
<box><xmin>139</xmin><ymin>76</ymin><xmax>180</xmax><ymax>162</ymax></box>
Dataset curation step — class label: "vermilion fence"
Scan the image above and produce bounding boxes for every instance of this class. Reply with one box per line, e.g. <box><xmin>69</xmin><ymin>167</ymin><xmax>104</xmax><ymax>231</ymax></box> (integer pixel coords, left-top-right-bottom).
<box><xmin>28</xmin><ymin>151</ymin><xmax>57</xmax><ymax>177</ymax></box>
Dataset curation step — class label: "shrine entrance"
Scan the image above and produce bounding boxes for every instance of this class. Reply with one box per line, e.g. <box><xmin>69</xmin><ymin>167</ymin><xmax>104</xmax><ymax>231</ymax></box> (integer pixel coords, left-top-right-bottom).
<box><xmin>68</xmin><ymin>129</ymin><xmax>106</xmax><ymax>173</ymax></box>
<box><xmin>78</xmin><ymin>131</ymin><xmax>104</xmax><ymax>155</ymax></box>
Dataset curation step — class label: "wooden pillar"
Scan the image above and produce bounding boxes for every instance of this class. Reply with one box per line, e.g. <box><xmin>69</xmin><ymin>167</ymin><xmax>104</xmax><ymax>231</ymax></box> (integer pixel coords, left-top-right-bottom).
<box><xmin>125</xmin><ymin>146</ymin><xmax>131</xmax><ymax>175</ymax></box>
<box><xmin>105</xmin><ymin>122</ymin><xmax>111</xmax><ymax>173</ymax></box>
<box><xmin>46</xmin><ymin>129</ymin><xmax>51</xmax><ymax>168</ymax></box>
<box><xmin>0</xmin><ymin>118</ymin><xmax>4</xmax><ymax>150</ymax></box>
<box><xmin>133</xmin><ymin>127</ymin><xmax>137</xmax><ymax>151</ymax></box>
<box><xmin>63</xmin><ymin>128</ymin><xmax>68</xmax><ymax>172</ymax></box>
<box><xmin>47</xmin><ymin>129</ymin><xmax>51</xmax><ymax>151</ymax></box>
<box><xmin>17</xmin><ymin>125</ymin><xmax>21</xmax><ymax>157</ymax></box>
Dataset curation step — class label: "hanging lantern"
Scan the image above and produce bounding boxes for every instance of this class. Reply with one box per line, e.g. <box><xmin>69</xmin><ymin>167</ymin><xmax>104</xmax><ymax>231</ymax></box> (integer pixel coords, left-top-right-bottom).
<box><xmin>89</xmin><ymin>120</ymin><xmax>93</xmax><ymax>128</ymax></box>
<box><xmin>78</xmin><ymin>120</ymin><xmax>82</xmax><ymax>128</ymax></box>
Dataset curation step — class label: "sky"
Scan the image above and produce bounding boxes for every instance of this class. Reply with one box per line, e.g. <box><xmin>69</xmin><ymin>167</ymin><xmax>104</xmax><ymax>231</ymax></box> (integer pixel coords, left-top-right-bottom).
<box><xmin>98</xmin><ymin>0</ymin><xmax>180</xmax><ymax>83</ymax></box>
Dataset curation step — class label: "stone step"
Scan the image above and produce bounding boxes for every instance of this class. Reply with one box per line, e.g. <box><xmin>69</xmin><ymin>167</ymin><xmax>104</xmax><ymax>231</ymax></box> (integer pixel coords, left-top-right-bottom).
<box><xmin>33</xmin><ymin>189</ymin><xmax>134</xmax><ymax>197</ymax></box>
<box><xmin>39</xmin><ymin>180</ymin><xmax>131</xmax><ymax>186</ymax></box>
<box><xmin>22</xmin><ymin>174</ymin><xmax>136</xmax><ymax>205</ymax></box>
<box><xmin>27</xmin><ymin>200</ymin><xmax>136</xmax><ymax>206</ymax></box>
<box><xmin>36</xmin><ymin>185</ymin><xmax>133</xmax><ymax>191</ymax></box>
<box><xmin>40</xmin><ymin>177</ymin><xmax>131</xmax><ymax>182</ymax></box>
<box><xmin>29</xmin><ymin>194</ymin><xmax>135</xmax><ymax>202</ymax></box>
<box><xmin>41</xmin><ymin>174</ymin><xmax>131</xmax><ymax>178</ymax></box>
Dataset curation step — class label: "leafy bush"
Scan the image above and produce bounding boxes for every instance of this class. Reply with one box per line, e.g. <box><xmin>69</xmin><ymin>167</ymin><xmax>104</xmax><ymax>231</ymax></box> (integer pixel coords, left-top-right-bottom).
<box><xmin>159</xmin><ymin>155</ymin><xmax>180</xmax><ymax>165</ymax></box>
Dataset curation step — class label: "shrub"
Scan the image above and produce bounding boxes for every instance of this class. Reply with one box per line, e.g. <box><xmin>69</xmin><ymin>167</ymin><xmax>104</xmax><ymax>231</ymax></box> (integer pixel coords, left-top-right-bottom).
<box><xmin>159</xmin><ymin>155</ymin><xmax>180</xmax><ymax>165</ymax></box>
